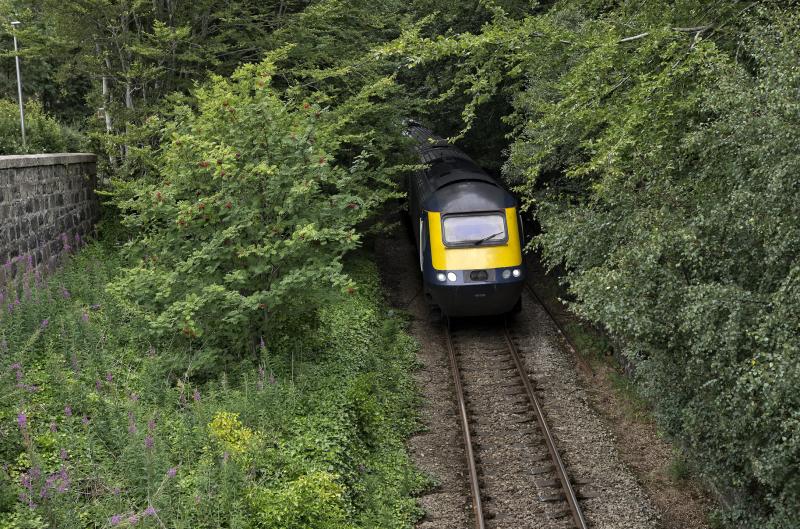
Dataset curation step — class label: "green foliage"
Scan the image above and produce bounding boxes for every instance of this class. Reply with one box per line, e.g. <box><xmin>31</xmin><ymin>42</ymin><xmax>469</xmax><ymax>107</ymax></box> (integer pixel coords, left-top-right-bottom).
<box><xmin>0</xmin><ymin>99</ymin><xmax>84</xmax><ymax>154</ymax></box>
<box><xmin>0</xmin><ymin>244</ymin><xmax>424</xmax><ymax>527</ymax></box>
<box><xmin>110</xmin><ymin>60</ymin><xmax>398</xmax><ymax>363</ymax></box>
<box><xmin>382</xmin><ymin>1</ymin><xmax>800</xmax><ymax>525</ymax></box>
<box><xmin>501</xmin><ymin>5</ymin><xmax>800</xmax><ymax>527</ymax></box>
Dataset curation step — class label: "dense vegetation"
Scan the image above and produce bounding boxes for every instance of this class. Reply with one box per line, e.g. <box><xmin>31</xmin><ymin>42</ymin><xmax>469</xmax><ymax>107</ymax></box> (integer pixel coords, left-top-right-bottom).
<box><xmin>2</xmin><ymin>0</ymin><xmax>799</xmax><ymax>526</ymax></box>
<box><xmin>0</xmin><ymin>99</ymin><xmax>83</xmax><ymax>154</ymax></box>
<box><xmin>0</xmin><ymin>245</ymin><xmax>424</xmax><ymax>527</ymax></box>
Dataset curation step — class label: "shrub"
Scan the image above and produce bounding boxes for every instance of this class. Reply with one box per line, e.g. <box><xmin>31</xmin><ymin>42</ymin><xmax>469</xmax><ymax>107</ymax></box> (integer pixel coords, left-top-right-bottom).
<box><xmin>111</xmin><ymin>60</ymin><xmax>395</xmax><ymax>366</ymax></box>
<box><xmin>508</xmin><ymin>6</ymin><xmax>800</xmax><ymax>526</ymax></box>
<box><xmin>0</xmin><ymin>99</ymin><xmax>84</xmax><ymax>155</ymax></box>
<box><xmin>0</xmin><ymin>244</ymin><xmax>424</xmax><ymax>527</ymax></box>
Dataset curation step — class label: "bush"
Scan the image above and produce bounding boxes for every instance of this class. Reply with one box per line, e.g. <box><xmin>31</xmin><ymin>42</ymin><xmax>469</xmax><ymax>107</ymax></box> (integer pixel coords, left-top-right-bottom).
<box><xmin>111</xmin><ymin>60</ymin><xmax>395</xmax><ymax>366</ymax></box>
<box><xmin>0</xmin><ymin>244</ymin><xmax>424</xmax><ymax>527</ymax></box>
<box><xmin>0</xmin><ymin>99</ymin><xmax>85</xmax><ymax>155</ymax></box>
<box><xmin>506</xmin><ymin>6</ymin><xmax>800</xmax><ymax>527</ymax></box>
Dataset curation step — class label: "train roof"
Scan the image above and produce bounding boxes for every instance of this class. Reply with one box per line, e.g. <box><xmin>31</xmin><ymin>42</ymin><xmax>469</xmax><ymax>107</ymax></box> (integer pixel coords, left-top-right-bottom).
<box><xmin>406</xmin><ymin>123</ymin><xmax>516</xmax><ymax>213</ymax></box>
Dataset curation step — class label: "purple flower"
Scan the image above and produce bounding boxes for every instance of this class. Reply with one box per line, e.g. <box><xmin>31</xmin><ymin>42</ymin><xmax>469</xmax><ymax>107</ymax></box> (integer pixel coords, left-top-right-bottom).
<box><xmin>112</xmin><ymin>487</ymin><xmax>121</xmax><ymax>496</ymax></box>
<box><xmin>147</xmin><ymin>418</ymin><xmax>156</xmax><ymax>431</ymax></box>
<box><xmin>128</xmin><ymin>514</ymin><xmax>139</xmax><ymax>525</ymax></box>
<box><xmin>110</xmin><ymin>514</ymin><xmax>122</xmax><ymax>526</ymax></box>
<box><xmin>128</xmin><ymin>412</ymin><xmax>137</xmax><ymax>435</ymax></box>
<box><xmin>17</xmin><ymin>412</ymin><xmax>27</xmax><ymax>429</ymax></box>
<box><xmin>60</xmin><ymin>287</ymin><xmax>71</xmax><ymax>299</ymax></box>
<box><xmin>144</xmin><ymin>435</ymin><xmax>154</xmax><ymax>450</ymax></box>
<box><xmin>81</xmin><ymin>415</ymin><xmax>89</xmax><ymax>426</ymax></box>
<box><xmin>60</xmin><ymin>448</ymin><xmax>68</xmax><ymax>461</ymax></box>
<box><xmin>95</xmin><ymin>379</ymin><xmax>102</xmax><ymax>391</ymax></box>
<box><xmin>40</xmin><ymin>319</ymin><xmax>49</xmax><ymax>329</ymax></box>
<box><xmin>49</xmin><ymin>422</ymin><xmax>57</xmax><ymax>433</ymax></box>
<box><xmin>55</xmin><ymin>467</ymin><xmax>69</xmax><ymax>492</ymax></box>
<box><xmin>130</xmin><ymin>393</ymin><xmax>139</xmax><ymax>402</ymax></box>
<box><xmin>142</xmin><ymin>505</ymin><xmax>157</xmax><ymax>516</ymax></box>
<box><xmin>81</xmin><ymin>311</ymin><xmax>89</xmax><ymax>323</ymax></box>
<box><xmin>192</xmin><ymin>389</ymin><xmax>201</xmax><ymax>403</ymax></box>
<box><xmin>166</xmin><ymin>467</ymin><xmax>177</xmax><ymax>478</ymax></box>
<box><xmin>105</xmin><ymin>372</ymin><xmax>113</xmax><ymax>383</ymax></box>
<box><xmin>64</xmin><ymin>405</ymin><xmax>72</xmax><ymax>417</ymax></box>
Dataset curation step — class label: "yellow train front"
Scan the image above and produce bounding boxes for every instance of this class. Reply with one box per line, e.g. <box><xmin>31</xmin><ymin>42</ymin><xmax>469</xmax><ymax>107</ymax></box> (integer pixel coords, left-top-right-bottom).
<box><xmin>407</xmin><ymin>124</ymin><xmax>525</xmax><ymax>317</ymax></box>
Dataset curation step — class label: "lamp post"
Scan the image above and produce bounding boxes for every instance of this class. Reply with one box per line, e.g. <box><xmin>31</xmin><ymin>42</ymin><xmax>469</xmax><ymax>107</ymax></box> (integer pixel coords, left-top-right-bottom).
<box><xmin>11</xmin><ymin>20</ymin><xmax>26</xmax><ymax>150</ymax></box>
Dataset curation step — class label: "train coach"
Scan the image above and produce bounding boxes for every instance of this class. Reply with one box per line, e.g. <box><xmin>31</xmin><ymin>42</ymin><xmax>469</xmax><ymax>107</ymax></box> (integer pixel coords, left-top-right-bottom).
<box><xmin>406</xmin><ymin>123</ymin><xmax>526</xmax><ymax>317</ymax></box>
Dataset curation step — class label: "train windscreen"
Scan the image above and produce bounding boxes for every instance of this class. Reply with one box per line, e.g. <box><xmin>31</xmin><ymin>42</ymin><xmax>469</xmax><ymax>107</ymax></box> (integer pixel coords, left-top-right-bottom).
<box><xmin>442</xmin><ymin>213</ymin><xmax>507</xmax><ymax>246</ymax></box>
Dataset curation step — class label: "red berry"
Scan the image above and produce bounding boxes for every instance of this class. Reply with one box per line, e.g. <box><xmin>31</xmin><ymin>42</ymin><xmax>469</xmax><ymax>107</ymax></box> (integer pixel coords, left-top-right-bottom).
<box><xmin>198</xmin><ymin>161</ymin><xmax>210</xmax><ymax>168</ymax></box>
<box><xmin>303</xmin><ymin>102</ymin><xmax>310</xmax><ymax>109</ymax></box>
<box><xmin>198</xmin><ymin>203</ymin><xmax>205</xmax><ymax>210</ymax></box>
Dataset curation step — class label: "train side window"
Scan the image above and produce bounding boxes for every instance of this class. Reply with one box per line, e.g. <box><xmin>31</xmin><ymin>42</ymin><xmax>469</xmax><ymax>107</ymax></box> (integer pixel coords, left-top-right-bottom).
<box><xmin>419</xmin><ymin>216</ymin><xmax>425</xmax><ymax>271</ymax></box>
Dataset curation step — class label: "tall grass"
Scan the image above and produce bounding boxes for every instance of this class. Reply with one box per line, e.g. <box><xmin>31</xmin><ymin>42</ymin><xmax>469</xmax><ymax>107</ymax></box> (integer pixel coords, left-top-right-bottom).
<box><xmin>1</xmin><ymin>244</ymin><xmax>424</xmax><ymax>528</ymax></box>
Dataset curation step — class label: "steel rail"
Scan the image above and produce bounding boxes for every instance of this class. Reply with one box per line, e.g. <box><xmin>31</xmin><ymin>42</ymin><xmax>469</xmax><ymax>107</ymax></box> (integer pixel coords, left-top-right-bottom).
<box><xmin>502</xmin><ymin>321</ymin><xmax>589</xmax><ymax>529</ymax></box>
<box><xmin>444</xmin><ymin>327</ymin><xmax>486</xmax><ymax>529</ymax></box>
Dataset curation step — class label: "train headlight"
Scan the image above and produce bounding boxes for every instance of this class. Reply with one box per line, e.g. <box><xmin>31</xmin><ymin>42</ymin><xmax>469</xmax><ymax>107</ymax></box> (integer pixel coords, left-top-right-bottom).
<box><xmin>436</xmin><ymin>272</ymin><xmax>447</xmax><ymax>282</ymax></box>
<box><xmin>502</xmin><ymin>269</ymin><xmax>512</xmax><ymax>279</ymax></box>
<box><xmin>512</xmin><ymin>269</ymin><xmax>521</xmax><ymax>278</ymax></box>
<box><xmin>447</xmin><ymin>272</ymin><xmax>457</xmax><ymax>282</ymax></box>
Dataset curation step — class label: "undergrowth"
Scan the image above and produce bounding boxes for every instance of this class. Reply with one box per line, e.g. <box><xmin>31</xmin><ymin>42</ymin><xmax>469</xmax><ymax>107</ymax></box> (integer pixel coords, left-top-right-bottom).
<box><xmin>0</xmin><ymin>244</ymin><xmax>425</xmax><ymax>528</ymax></box>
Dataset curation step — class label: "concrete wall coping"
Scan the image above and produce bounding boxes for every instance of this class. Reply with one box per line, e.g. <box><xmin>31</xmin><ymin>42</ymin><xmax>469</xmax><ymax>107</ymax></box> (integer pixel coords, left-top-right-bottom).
<box><xmin>0</xmin><ymin>153</ymin><xmax>97</xmax><ymax>170</ymax></box>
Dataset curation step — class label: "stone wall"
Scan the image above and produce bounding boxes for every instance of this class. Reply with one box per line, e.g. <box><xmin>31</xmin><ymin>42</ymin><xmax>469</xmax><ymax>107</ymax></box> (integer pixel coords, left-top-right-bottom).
<box><xmin>0</xmin><ymin>153</ymin><xmax>98</xmax><ymax>292</ymax></box>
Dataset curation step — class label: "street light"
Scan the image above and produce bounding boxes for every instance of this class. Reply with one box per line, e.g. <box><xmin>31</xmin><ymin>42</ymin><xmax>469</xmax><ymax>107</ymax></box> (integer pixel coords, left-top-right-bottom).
<box><xmin>10</xmin><ymin>20</ymin><xmax>26</xmax><ymax>150</ymax></box>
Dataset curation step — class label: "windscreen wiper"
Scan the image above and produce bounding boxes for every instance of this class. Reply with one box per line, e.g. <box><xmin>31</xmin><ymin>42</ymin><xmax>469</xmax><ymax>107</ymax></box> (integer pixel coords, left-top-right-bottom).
<box><xmin>473</xmin><ymin>231</ymin><xmax>504</xmax><ymax>246</ymax></box>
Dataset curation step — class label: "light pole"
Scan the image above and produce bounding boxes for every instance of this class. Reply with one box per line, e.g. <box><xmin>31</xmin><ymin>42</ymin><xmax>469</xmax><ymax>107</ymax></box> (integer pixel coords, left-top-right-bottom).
<box><xmin>11</xmin><ymin>20</ymin><xmax>26</xmax><ymax>150</ymax></box>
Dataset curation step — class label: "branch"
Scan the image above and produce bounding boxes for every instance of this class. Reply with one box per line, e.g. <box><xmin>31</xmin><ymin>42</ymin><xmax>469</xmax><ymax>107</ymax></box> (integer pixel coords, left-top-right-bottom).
<box><xmin>619</xmin><ymin>25</ymin><xmax>711</xmax><ymax>43</ymax></box>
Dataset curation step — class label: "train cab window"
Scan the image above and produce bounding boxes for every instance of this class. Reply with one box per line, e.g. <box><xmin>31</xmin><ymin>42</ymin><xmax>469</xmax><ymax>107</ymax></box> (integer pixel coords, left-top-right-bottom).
<box><xmin>442</xmin><ymin>213</ymin><xmax>508</xmax><ymax>247</ymax></box>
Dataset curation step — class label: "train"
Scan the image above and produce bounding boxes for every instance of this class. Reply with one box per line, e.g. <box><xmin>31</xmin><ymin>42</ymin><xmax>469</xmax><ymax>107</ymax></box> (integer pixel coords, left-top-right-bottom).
<box><xmin>406</xmin><ymin>122</ymin><xmax>526</xmax><ymax>317</ymax></box>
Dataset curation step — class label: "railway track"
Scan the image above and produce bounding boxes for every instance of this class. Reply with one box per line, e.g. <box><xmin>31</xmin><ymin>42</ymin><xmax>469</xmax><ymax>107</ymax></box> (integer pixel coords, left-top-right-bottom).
<box><xmin>444</xmin><ymin>315</ymin><xmax>590</xmax><ymax>529</ymax></box>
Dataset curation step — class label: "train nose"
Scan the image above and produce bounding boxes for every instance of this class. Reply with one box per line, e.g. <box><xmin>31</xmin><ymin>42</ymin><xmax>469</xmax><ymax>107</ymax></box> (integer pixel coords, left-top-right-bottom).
<box><xmin>428</xmin><ymin>279</ymin><xmax>524</xmax><ymax>317</ymax></box>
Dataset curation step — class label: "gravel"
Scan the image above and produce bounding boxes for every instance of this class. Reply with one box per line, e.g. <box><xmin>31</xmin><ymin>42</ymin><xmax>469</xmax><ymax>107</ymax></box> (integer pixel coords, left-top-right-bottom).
<box><xmin>376</xmin><ymin>224</ymin><xmax>662</xmax><ymax>529</ymax></box>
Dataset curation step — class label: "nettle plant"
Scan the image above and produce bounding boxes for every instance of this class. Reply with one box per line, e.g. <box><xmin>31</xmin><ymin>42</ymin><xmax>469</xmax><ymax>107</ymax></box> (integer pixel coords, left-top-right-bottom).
<box><xmin>112</xmin><ymin>60</ymin><xmax>391</xmax><ymax>361</ymax></box>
